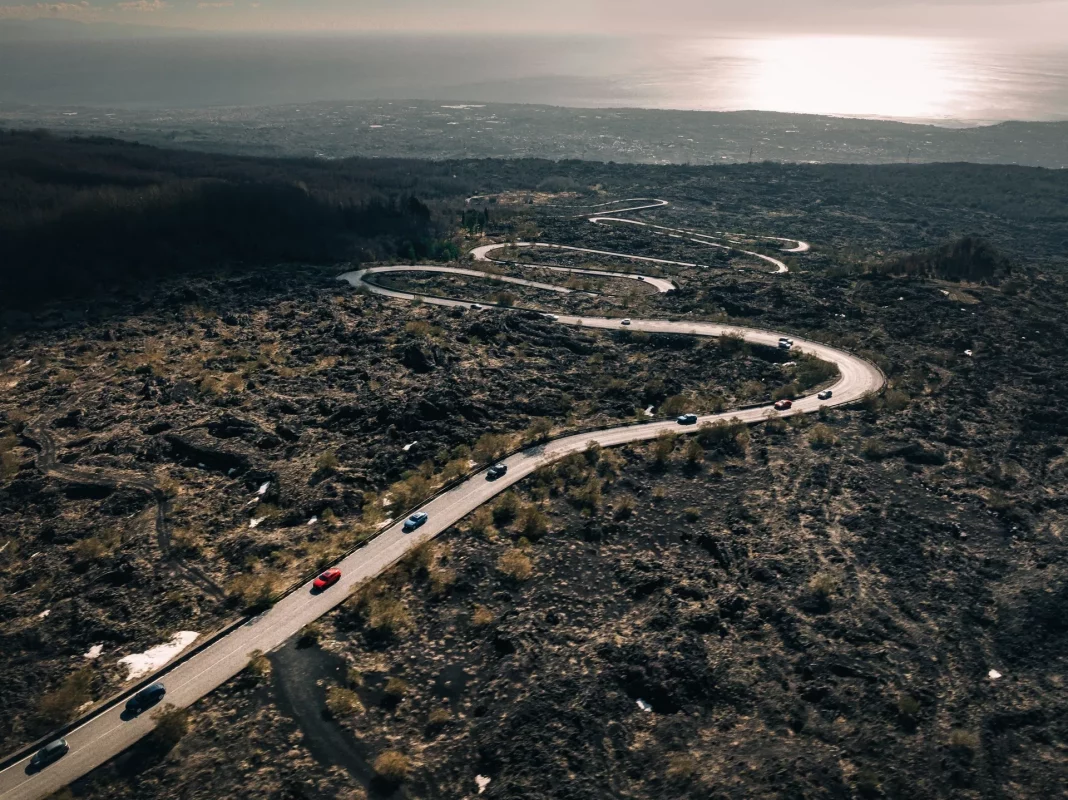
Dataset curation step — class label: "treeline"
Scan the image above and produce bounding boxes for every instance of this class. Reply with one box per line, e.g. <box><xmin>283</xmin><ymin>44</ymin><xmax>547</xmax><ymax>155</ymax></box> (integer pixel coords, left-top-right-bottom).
<box><xmin>0</xmin><ymin>130</ymin><xmax>464</xmax><ymax>305</ymax></box>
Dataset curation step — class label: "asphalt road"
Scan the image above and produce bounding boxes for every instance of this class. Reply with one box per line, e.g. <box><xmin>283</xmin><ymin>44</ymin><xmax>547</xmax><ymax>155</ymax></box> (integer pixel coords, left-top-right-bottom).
<box><xmin>0</xmin><ymin>210</ymin><xmax>883</xmax><ymax>800</ymax></box>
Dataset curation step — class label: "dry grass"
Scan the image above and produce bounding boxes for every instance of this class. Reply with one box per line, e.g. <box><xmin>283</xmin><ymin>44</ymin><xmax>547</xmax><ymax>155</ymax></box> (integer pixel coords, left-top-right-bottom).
<box><xmin>472</xmin><ymin>605</ymin><xmax>495</xmax><ymax>627</ymax></box>
<box><xmin>326</xmin><ymin>686</ymin><xmax>364</xmax><ymax>718</ymax></box>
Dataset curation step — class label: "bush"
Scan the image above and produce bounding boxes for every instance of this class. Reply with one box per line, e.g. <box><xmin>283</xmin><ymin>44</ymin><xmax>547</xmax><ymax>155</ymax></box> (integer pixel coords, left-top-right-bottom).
<box><xmin>897</xmin><ymin>694</ymin><xmax>921</xmax><ymax>721</ymax></box>
<box><xmin>519</xmin><ymin>506</ymin><xmax>549</xmax><ymax>540</ymax></box>
<box><xmin>683</xmin><ymin>506</ymin><xmax>701</xmax><ymax>522</ymax></box>
<box><xmin>525</xmin><ymin>417</ymin><xmax>552</xmax><ymax>443</ymax></box>
<box><xmin>373</xmin><ymin>750</ymin><xmax>411</xmax><ymax>783</ymax></box>
<box><xmin>315</xmin><ymin>449</ymin><xmax>339</xmax><ymax>471</ymax></box>
<box><xmin>492</xmin><ymin>491</ymin><xmax>521</xmax><ymax>526</ymax></box>
<box><xmin>467</xmin><ymin>506</ymin><xmax>495</xmax><ymax>538</ymax></box>
<box><xmin>151</xmin><ymin>704</ymin><xmax>190</xmax><ymax>749</ymax></box>
<box><xmin>808</xmin><ymin>424</ymin><xmax>839</xmax><ymax>449</ymax></box>
<box><xmin>772</xmin><ymin>382</ymin><xmax>800</xmax><ymax>401</ymax></box>
<box><xmin>684</xmin><ymin>439</ymin><xmax>704</xmax><ymax>465</ymax></box>
<box><xmin>427</xmin><ymin>707</ymin><xmax>452</xmax><ymax>728</ymax></box>
<box><xmin>665</xmin><ymin>753</ymin><xmax>697</xmax><ymax>784</ymax></box>
<box><xmin>861</xmin><ymin>438</ymin><xmax>888</xmax><ymax>460</ymax></box>
<box><xmin>497</xmin><ymin>548</ymin><xmax>533</xmax><ymax>582</ymax></box>
<box><xmin>883</xmin><ymin>389</ymin><xmax>911</xmax><ymax>411</ymax></box>
<box><xmin>949</xmin><ymin>729</ymin><xmax>980</xmax><ymax>751</ymax></box>
<box><xmin>246</xmin><ymin>650</ymin><xmax>271</xmax><ymax>681</ymax></box>
<box><xmin>473</xmin><ymin>432</ymin><xmax>511</xmax><ymax>463</ymax></box>
<box><xmin>795</xmin><ymin>356</ymin><xmax>839</xmax><ymax>390</ymax></box>
<box><xmin>660</xmin><ymin>395</ymin><xmax>691</xmax><ymax>416</ymax></box>
<box><xmin>35</xmin><ymin>668</ymin><xmax>93</xmax><ymax>729</ymax></box>
<box><xmin>228</xmin><ymin>573</ymin><xmax>276</xmax><ymax>613</ymax></box>
<box><xmin>809</xmin><ymin>573</ymin><xmax>837</xmax><ymax>598</ymax></box>
<box><xmin>364</xmin><ymin>597</ymin><xmax>413</xmax><ymax>636</ymax></box>
<box><xmin>472</xmin><ymin>605</ymin><xmax>495</xmax><ymax>626</ymax></box>
<box><xmin>384</xmin><ymin>677</ymin><xmax>410</xmax><ymax>701</ymax></box>
<box><xmin>326</xmin><ymin>686</ymin><xmax>364</xmax><ymax>718</ymax></box>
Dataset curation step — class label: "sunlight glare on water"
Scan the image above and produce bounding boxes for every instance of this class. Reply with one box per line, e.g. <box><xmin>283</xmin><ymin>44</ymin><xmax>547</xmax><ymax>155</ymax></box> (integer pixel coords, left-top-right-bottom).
<box><xmin>728</xmin><ymin>36</ymin><xmax>966</xmax><ymax>120</ymax></box>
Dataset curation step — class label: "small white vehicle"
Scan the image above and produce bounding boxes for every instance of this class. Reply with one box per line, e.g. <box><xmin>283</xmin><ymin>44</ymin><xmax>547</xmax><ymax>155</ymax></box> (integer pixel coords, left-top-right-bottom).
<box><xmin>778</xmin><ymin>337</ymin><xmax>793</xmax><ymax>350</ymax></box>
<box><xmin>543</xmin><ymin>313</ymin><xmax>559</xmax><ymax>321</ymax></box>
<box><xmin>818</xmin><ymin>390</ymin><xmax>833</xmax><ymax>400</ymax></box>
<box><xmin>471</xmin><ymin>303</ymin><xmax>483</xmax><ymax>310</ymax></box>
<box><xmin>621</xmin><ymin>318</ymin><xmax>632</xmax><ymax>326</ymax></box>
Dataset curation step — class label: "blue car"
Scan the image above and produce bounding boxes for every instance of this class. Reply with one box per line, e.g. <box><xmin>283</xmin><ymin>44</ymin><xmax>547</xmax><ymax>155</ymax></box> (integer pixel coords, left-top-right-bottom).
<box><xmin>403</xmin><ymin>512</ymin><xmax>428</xmax><ymax>532</ymax></box>
<box><xmin>125</xmin><ymin>682</ymin><xmax>166</xmax><ymax>716</ymax></box>
<box><xmin>30</xmin><ymin>739</ymin><xmax>69</xmax><ymax>770</ymax></box>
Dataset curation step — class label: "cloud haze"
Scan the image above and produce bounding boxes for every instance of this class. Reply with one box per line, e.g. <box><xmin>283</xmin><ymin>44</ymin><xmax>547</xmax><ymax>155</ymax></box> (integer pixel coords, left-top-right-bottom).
<box><xmin>1</xmin><ymin>0</ymin><xmax>1066</xmax><ymax>40</ymax></box>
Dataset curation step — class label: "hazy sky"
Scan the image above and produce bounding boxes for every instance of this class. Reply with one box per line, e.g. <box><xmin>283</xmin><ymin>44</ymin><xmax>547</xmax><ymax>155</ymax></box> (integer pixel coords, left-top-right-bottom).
<box><xmin>2</xmin><ymin>0</ymin><xmax>1068</xmax><ymax>40</ymax></box>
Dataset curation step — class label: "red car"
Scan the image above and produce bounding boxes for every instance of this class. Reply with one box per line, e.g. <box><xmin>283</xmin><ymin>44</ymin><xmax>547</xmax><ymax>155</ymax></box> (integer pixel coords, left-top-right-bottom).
<box><xmin>313</xmin><ymin>568</ymin><xmax>342</xmax><ymax>591</ymax></box>
<box><xmin>774</xmin><ymin>399</ymin><xmax>793</xmax><ymax>411</ymax></box>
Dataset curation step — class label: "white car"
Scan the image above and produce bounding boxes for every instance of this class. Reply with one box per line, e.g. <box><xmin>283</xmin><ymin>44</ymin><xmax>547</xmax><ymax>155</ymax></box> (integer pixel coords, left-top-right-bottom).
<box><xmin>818</xmin><ymin>390</ymin><xmax>833</xmax><ymax>400</ymax></box>
<box><xmin>470</xmin><ymin>303</ymin><xmax>483</xmax><ymax>310</ymax></box>
<box><xmin>543</xmin><ymin>313</ymin><xmax>559</xmax><ymax>321</ymax></box>
<box><xmin>621</xmin><ymin>318</ymin><xmax>631</xmax><ymax>326</ymax></box>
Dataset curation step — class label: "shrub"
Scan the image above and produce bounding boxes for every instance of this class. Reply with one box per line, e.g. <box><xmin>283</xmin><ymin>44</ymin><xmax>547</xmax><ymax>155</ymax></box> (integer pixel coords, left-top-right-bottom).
<box><xmin>772</xmin><ymin>382</ymin><xmax>800</xmax><ymax>401</ymax></box>
<box><xmin>614</xmin><ymin>495</ymin><xmax>635</xmax><ymax>520</ymax></box>
<box><xmin>228</xmin><ymin>573</ymin><xmax>276</xmax><ymax>613</ymax></box>
<box><xmin>808</xmin><ymin>424</ymin><xmax>839</xmax><ymax>449</ymax></box>
<box><xmin>428</xmin><ymin>707</ymin><xmax>452</xmax><ymax>728</ymax></box>
<box><xmin>246</xmin><ymin>650</ymin><xmax>271</xmax><ymax>681</ymax></box>
<box><xmin>666</xmin><ymin>753</ymin><xmax>697</xmax><ymax>784</ymax></box>
<box><xmin>299</xmin><ymin>622</ymin><xmax>324</xmax><ymax>646</ymax></box>
<box><xmin>364</xmin><ymin>597</ymin><xmax>413</xmax><ymax>636</ymax></box>
<box><xmin>809</xmin><ymin>572</ymin><xmax>837</xmax><ymax>598</ymax></box>
<box><xmin>660</xmin><ymin>395</ymin><xmax>691</xmax><ymax>416</ymax></box>
<box><xmin>519</xmin><ymin>505</ymin><xmax>549</xmax><ymax>540</ymax></box>
<box><xmin>151</xmin><ymin>704</ymin><xmax>190</xmax><ymax>749</ymax></box>
<box><xmin>35</xmin><ymin>668</ymin><xmax>93</xmax><ymax>729</ymax></box>
<box><xmin>696</xmin><ymin>419</ymin><xmax>749</xmax><ymax>456</ymax></box>
<box><xmin>316</xmin><ymin>449</ymin><xmax>339</xmax><ymax>471</ymax></box>
<box><xmin>861</xmin><ymin>438</ymin><xmax>887</xmax><ymax>460</ymax></box>
<box><xmin>373</xmin><ymin>750</ymin><xmax>411</xmax><ymax>783</ymax></box>
<box><xmin>493</xmin><ymin>491</ymin><xmax>521</xmax><ymax>526</ymax></box>
<box><xmin>384</xmin><ymin>677</ymin><xmax>410</xmax><ymax>701</ymax></box>
<box><xmin>897</xmin><ymin>694</ymin><xmax>921</xmax><ymax>721</ymax></box>
<box><xmin>649</xmin><ymin>431</ymin><xmax>677</xmax><ymax>466</ymax></box>
<box><xmin>497</xmin><ymin>548</ymin><xmax>533</xmax><ymax>582</ymax></box>
<box><xmin>795</xmin><ymin>356</ymin><xmax>839</xmax><ymax>389</ymax></box>
<box><xmin>884</xmin><ymin>389</ymin><xmax>911</xmax><ymax>411</ymax></box>
<box><xmin>525</xmin><ymin>417</ymin><xmax>552</xmax><ymax>443</ymax></box>
<box><xmin>472</xmin><ymin>605</ymin><xmax>495</xmax><ymax>626</ymax></box>
<box><xmin>949</xmin><ymin>729</ymin><xmax>980</xmax><ymax>751</ymax></box>
<box><xmin>467</xmin><ymin>506</ymin><xmax>495</xmax><ymax>538</ymax></box>
<box><xmin>326</xmin><ymin>686</ymin><xmax>364</xmax><ymax>718</ymax></box>
<box><xmin>683</xmin><ymin>506</ymin><xmax>701</xmax><ymax>522</ymax></box>
<box><xmin>429</xmin><ymin>566</ymin><xmax>456</xmax><ymax>596</ymax></box>
<box><xmin>684</xmin><ymin>439</ymin><xmax>704</xmax><ymax>465</ymax></box>
<box><xmin>473</xmin><ymin>432</ymin><xmax>511</xmax><ymax>463</ymax></box>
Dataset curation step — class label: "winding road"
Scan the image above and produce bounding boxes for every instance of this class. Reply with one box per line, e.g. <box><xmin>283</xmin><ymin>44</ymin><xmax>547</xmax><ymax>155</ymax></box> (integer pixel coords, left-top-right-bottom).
<box><xmin>0</xmin><ymin>200</ymin><xmax>881</xmax><ymax>800</ymax></box>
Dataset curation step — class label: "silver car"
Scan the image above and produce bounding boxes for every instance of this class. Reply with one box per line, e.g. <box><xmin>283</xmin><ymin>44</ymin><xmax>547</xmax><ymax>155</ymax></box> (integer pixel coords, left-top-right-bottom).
<box><xmin>818</xmin><ymin>390</ymin><xmax>833</xmax><ymax>400</ymax></box>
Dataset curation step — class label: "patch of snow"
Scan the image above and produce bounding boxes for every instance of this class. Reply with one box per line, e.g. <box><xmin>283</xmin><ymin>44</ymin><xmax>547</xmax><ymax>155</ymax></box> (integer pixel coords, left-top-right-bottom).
<box><xmin>119</xmin><ymin>631</ymin><xmax>199</xmax><ymax>681</ymax></box>
<box><xmin>636</xmin><ymin>698</ymin><xmax>652</xmax><ymax>712</ymax></box>
<box><xmin>989</xmin><ymin>669</ymin><xmax>1002</xmax><ymax>680</ymax></box>
<box><xmin>256</xmin><ymin>481</ymin><xmax>270</xmax><ymax>496</ymax></box>
<box><xmin>38</xmin><ymin>609</ymin><xmax>50</xmax><ymax>619</ymax></box>
<box><xmin>85</xmin><ymin>644</ymin><xmax>104</xmax><ymax>660</ymax></box>
<box><xmin>964</xmin><ymin>350</ymin><xmax>973</xmax><ymax>357</ymax></box>
<box><xmin>307</xmin><ymin>516</ymin><xmax>318</xmax><ymax>526</ymax></box>
<box><xmin>476</xmin><ymin>775</ymin><xmax>491</xmax><ymax>794</ymax></box>
<box><xmin>22</xmin><ymin>359</ymin><xmax>32</xmax><ymax>367</ymax></box>
<box><xmin>402</xmin><ymin>441</ymin><xmax>418</xmax><ymax>451</ymax></box>
<box><xmin>250</xmin><ymin>517</ymin><xmax>264</xmax><ymax>529</ymax></box>
<box><xmin>644</xmin><ymin>405</ymin><xmax>655</xmax><ymax>417</ymax></box>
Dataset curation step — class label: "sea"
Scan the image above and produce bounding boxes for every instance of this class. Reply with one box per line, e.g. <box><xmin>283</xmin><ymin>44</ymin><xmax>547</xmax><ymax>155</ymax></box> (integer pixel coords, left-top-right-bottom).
<box><xmin>1</xmin><ymin>33</ymin><xmax>1067</xmax><ymax>125</ymax></box>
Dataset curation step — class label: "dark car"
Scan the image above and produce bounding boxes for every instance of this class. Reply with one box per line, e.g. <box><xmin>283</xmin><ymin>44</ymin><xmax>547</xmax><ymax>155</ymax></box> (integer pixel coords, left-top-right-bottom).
<box><xmin>676</xmin><ymin>413</ymin><xmax>698</xmax><ymax>425</ymax></box>
<box><xmin>487</xmin><ymin>464</ymin><xmax>508</xmax><ymax>480</ymax></box>
<box><xmin>30</xmin><ymin>738</ymin><xmax>69</xmax><ymax>769</ymax></box>
<box><xmin>403</xmin><ymin>511</ymin><xmax>428</xmax><ymax>532</ymax></box>
<box><xmin>313</xmin><ymin>568</ymin><xmax>342</xmax><ymax>591</ymax></box>
<box><xmin>125</xmin><ymin>682</ymin><xmax>166</xmax><ymax>716</ymax></box>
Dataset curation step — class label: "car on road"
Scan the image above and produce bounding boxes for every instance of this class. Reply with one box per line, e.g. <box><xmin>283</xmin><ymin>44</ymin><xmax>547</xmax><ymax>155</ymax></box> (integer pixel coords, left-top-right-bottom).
<box><xmin>487</xmin><ymin>464</ymin><xmax>508</xmax><ymax>480</ymax></box>
<box><xmin>313</xmin><ymin>568</ymin><xmax>342</xmax><ymax>591</ymax></box>
<box><xmin>543</xmin><ymin>313</ymin><xmax>559</xmax><ymax>321</ymax></box>
<box><xmin>818</xmin><ymin>390</ymin><xmax>833</xmax><ymax>400</ymax></box>
<box><xmin>470</xmin><ymin>303</ymin><xmax>483</xmax><ymax>310</ymax></box>
<box><xmin>774</xmin><ymin>399</ymin><xmax>793</xmax><ymax>411</ymax></box>
<box><xmin>778</xmin><ymin>337</ymin><xmax>794</xmax><ymax>350</ymax></box>
<box><xmin>637</xmin><ymin>276</ymin><xmax>645</xmax><ymax>281</ymax></box>
<box><xmin>676</xmin><ymin>413</ymin><xmax>699</xmax><ymax>425</ymax></box>
<box><xmin>621</xmin><ymin>318</ymin><xmax>632</xmax><ymax>325</ymax></box>
<box><xmin>30</xmin><ymin>739</ymin><xmax>69</xmax><ymax>770</ymax></box>
<box><xmin>403</xmin><ymin>511</ymin><xmax>429</xmax><ymax>532</ymax></box>
<box><xmin>125</xmin><ymin>682</ymin><xmax>166</xmax><ymax>716</ymax></box>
